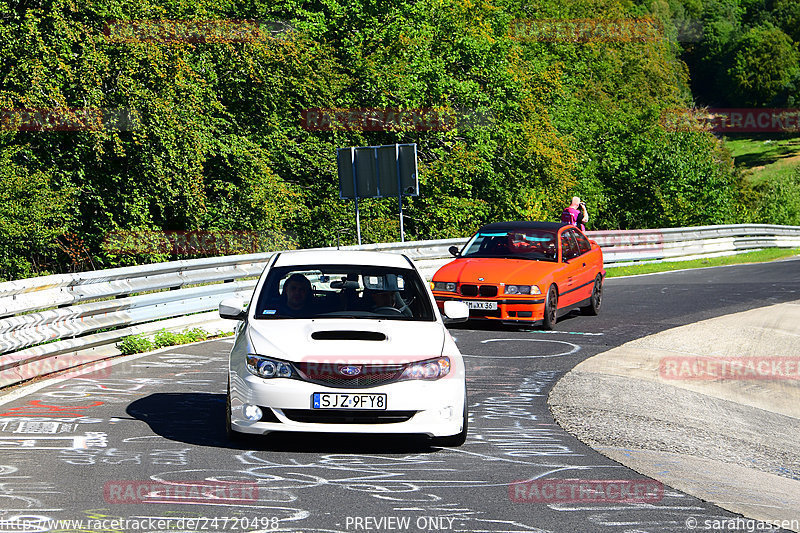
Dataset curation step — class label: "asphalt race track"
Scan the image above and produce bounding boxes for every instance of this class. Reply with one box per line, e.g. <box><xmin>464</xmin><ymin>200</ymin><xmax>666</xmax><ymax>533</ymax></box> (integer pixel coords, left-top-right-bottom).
<box><xmin>1</xmin><ymin>258</ymin><xmax>799</xmax><ymax>533</ymax></box>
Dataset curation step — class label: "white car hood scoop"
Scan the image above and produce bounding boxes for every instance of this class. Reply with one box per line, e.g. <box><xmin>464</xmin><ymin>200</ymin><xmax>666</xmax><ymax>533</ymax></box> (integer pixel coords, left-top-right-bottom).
<box><xmin>310</xmin><ymin>330</ymin><xmax>387</xmax><ymax>341</ymax></box>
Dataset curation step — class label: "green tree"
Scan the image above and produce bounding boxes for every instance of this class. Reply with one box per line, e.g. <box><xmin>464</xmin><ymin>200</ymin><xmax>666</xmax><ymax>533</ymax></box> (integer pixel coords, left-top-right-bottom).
<box><xmin>770</xmin><ymin>0</ymin><xmax>800</xmax><ymax>43</ymax></box>
<box><xmin>726</xmin><ymin>23</ymin><xmax>800</xmax><ymax>106</ymax></box>
<box><xmin>0</xmin><ymin>0</ymin><xmax>752</xmax><ymax>280</ymax></box>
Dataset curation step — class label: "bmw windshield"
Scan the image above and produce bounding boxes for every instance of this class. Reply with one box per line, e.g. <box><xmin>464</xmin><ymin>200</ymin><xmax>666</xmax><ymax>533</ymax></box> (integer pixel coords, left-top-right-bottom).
<box><xmin>461</xmin><ymin>229</ymin><xmax>558</xmax><ymax>262</ymax></box>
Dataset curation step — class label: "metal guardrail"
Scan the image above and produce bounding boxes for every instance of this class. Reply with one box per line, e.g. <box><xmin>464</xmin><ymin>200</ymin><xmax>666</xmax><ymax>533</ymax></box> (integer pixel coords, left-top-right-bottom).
<box><xmin>1</xmin><ymin>224</ymin><xmax>799</xmax><ymax>388</ymax></box>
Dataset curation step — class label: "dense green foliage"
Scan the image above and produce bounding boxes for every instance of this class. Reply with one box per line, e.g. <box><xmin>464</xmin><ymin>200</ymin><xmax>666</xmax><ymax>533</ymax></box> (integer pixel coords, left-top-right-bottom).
<box><xmin>749</xmin><ymin>166</ymin><xmax>800</xmax><ymax>226</ymax></box>
<box><xmin>0</xmin><ymin>0</ymin><xmax>795</xmax><ymax>280</ymax></box>
<box><xmin>652</xmin><ymin>0</ymin><xmax>800</xmax><ymax>107</ymax></box>
<box><xmin>117</xmin><ymin>327</ymin><xmax>216</xmax><ymax>354</ymax></box>
<box><xmin>0</xmin><ymin>146</ymin><xmax>75</xmax><ymax>278</ymax></box>
<box><xmin>117</xmin><ymin>333</ymin><xmax>155</xmax><ymax>355</ymax></box>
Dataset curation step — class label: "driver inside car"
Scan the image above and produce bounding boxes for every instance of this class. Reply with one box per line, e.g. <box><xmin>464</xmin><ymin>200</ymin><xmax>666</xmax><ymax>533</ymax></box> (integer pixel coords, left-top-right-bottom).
<box><xmin>277</xmin><ymin>273</ymin><xmax>315</xmax><ymax>317</ymax></box>
<box><xmin>362</xmin><ymin>287</ymin><xmax>413</xmax><ymax>317</ymax></box>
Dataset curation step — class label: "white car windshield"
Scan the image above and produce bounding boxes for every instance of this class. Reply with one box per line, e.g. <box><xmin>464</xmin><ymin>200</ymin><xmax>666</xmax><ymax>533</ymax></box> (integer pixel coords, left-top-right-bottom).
<box><xmin>253</xmin><ymin>265</ymin><xmax>436</xmax><ymax>320</ymax></box>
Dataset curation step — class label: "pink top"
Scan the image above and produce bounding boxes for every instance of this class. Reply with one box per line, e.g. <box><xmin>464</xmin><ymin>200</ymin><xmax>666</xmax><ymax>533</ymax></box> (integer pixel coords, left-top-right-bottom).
<box><xmin>561</xmin><ymin>207</ymin><xmax>585</xmax><ymax>231</ymax></box>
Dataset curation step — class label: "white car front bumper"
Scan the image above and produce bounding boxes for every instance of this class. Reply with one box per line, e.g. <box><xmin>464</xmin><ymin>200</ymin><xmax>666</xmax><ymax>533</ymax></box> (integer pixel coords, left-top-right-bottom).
<box><xmin>229</xmin><ymin>373</ymin><xmax>466</xmax><ymax>437</ymax></box>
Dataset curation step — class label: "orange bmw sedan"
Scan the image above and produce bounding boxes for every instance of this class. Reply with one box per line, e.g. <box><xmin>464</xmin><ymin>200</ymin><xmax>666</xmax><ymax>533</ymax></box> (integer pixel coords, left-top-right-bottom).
<box><xmin>431</xmin><ymin>221</ymin><xmax>605</xmax><ymax>329</ymax></box>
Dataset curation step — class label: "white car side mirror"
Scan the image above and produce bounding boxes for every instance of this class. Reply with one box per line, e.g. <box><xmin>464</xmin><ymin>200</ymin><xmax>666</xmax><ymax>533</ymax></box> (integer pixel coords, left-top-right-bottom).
<box><xmin>219</xmin><ymin>297</ymin><xmax>247</xmax><ymax>321</ymax></box>
<box><xmin>442</xmin><ymin>301</ymin><xmax>469</xmax><ymax>324</ymax></box>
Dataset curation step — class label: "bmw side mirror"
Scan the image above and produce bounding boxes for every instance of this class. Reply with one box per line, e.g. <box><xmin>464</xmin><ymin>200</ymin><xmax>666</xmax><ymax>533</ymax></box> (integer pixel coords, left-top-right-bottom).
<box><xmin>448</xmin><ymin>246</ymin><xmax>461</xmax><ymax>257</ymax></box>
<box><xmin>442</xmin><ymin>301</ymin><xmax>469</xmax><ymax>324</ymax></box>
<box><xmin>219</xmin><ymin>297</ymin><xmax>247</xmax><ymax>320</ymax></box>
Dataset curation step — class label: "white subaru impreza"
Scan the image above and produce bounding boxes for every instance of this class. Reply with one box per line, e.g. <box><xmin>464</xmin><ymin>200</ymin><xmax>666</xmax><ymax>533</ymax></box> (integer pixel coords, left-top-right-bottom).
<box><xmin>219</xmin><ymin>250</ymin><xmax>470</xmax><ymax>446</ymax></box>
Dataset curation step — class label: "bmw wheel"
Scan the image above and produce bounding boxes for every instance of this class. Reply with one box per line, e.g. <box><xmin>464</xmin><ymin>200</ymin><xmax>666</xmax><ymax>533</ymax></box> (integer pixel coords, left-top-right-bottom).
<box><xmin>581</xmin><ymin>274</ymin><xmax>603</xmax><ymax>316</ymax></box>
<box><xmin>542</xmin><ymin>285</ymin><xmax>558</xmax><ymax>330</ymax></box>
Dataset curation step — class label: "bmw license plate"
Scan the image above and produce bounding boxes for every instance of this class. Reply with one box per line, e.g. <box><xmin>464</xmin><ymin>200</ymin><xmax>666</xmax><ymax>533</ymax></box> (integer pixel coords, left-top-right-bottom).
<box><xmin>464</xmin><ymin>300</ymin><xmax>498</xmax><ymax>310</ymax></box>
<box><xmin>312</xmin><ymin>393</ymin><xmax>387</xmax><ymax>410</ymax></box>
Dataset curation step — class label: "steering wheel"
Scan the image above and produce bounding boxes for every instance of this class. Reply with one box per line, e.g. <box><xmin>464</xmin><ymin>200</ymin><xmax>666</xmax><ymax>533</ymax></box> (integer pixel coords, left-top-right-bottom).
<box><xmin>373</xmin><ymin>306</ymin><xmax>404</xmax><ymax>315</ymax></box>
<box><xmin>397</xmin><ymin>296</ymin><xmax>415</xmax><ymax>315</ymax></box>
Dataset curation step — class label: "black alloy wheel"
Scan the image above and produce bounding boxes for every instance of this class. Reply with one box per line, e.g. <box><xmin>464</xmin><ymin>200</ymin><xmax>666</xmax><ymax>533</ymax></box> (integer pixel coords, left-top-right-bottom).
<box><xmin>581</xmin><ymin>274</ymin><xmax>603</xmax><ymax>316</ymax></box>
<box><xmin>542</xmin><ymin>285</ymin><xmax>558</xmax><ymax>330</ymax></box>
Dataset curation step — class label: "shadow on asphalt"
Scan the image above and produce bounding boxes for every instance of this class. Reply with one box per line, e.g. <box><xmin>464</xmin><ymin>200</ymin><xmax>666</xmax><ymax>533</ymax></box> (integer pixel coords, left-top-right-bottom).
<box><xmin>127</xmin><ymin>392</ymin><xmax>443</xmax><ymax>453</ymax></box>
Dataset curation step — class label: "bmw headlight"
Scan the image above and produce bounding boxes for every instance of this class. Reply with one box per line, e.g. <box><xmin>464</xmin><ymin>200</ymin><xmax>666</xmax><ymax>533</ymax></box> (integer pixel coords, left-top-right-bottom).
<box><xmin>504</xmin><ymin>285</ymin><xmax>541</xmax><ymax>295</ymax></box>
<box><xmin>246</xmin><ymin>354</ymin><xmax>295</xmax><ymax>379</ymax></box>
<box><xmin>399</xmin><ymin>357</ymin><xmax>451</xmax><ymax>381</ymax></box>
<box><xmin>432</xmin><ymin>281</ymin><xmax>457</xmax><ymax>292</ymax></box>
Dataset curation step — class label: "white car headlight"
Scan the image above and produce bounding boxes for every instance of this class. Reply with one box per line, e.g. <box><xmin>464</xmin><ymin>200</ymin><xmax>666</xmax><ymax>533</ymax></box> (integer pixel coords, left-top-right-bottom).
<box><xmin>399</xmin><ymin>357</ymin><xmax>451</xmax><ymax>381</ymax></box>
<box><xmin>247</xmin><ymin>354</ymin><xmax>296</xmax><ymax>379</ymax></box>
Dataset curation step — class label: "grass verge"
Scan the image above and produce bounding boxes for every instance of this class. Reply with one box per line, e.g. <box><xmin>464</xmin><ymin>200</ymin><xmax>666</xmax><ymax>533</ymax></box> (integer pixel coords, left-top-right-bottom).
<box><xmin>605</xmin><ymin>247</ymin><xmax>800</xmax><ymax>278</ymax></box>
<box><xmin>723</xmin><ymin>134</ymin><xmax>800</xmax><ymax>186</ymax></box>
<box><xmin>117</xmin><ymin>327</ymin><xmax>233</xmax><ymax>355</ymax></box>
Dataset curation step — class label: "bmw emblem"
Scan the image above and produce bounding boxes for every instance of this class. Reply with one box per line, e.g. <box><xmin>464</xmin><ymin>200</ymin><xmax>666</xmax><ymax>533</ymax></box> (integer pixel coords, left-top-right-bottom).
<box><xmin>339</xmin><ymin>365</ymin><xmax>362</xmax><ymax>377</ymax></box>
<box><xmin>478</xmin><ymin>277</ymin><xmax>484</xmax><ymax>281</ymax></box>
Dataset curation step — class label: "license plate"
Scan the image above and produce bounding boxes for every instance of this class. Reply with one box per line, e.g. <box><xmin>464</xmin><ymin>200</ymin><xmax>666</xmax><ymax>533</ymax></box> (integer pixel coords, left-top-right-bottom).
<box><xmin>464</xmin><ymin>300</ymin><xmax>498</xmax><ymax>310</ymax></box>
<box><xmin>312</xmin><ymin>393</ymin><xmax>387</xmax><ymax>410</ymax></box>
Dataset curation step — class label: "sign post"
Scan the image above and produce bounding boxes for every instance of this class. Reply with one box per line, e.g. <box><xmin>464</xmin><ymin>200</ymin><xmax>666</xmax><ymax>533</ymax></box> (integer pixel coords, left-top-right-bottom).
<box><xmin>349</xmin><ymin>147</ymin><xmax>361</xmax><ymax>245</ymax></box>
